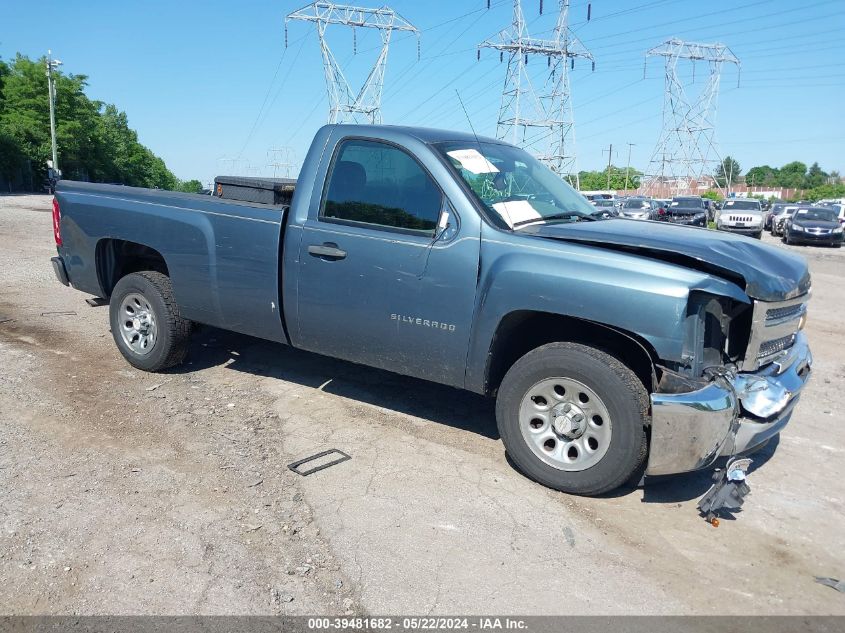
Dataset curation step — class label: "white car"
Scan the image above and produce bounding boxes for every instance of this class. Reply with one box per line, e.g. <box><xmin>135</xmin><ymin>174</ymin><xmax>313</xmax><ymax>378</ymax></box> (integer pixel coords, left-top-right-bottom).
<box><xmin>717</xmin><ymin>199</ymin><xmax>764</xmax><ymax>239</ymax></box>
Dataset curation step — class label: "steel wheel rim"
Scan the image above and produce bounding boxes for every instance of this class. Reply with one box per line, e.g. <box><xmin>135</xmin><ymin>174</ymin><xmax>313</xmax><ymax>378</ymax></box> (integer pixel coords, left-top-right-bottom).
<box><xmin>518</xmin><ymin>377</ymin><xmax>612</xmax><ymax>472</ymax></box>
<box><xmin>119</xmin><ymin>293</ymin><xmax>157</xmax><ymax>355</ymax></box>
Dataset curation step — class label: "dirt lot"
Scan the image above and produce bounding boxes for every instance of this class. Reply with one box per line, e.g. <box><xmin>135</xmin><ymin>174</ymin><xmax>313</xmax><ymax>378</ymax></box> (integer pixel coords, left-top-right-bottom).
<box><xmin>1</xmin><ymin>193</ymin><xmax>844</xmax><ymax>615</ymax></box>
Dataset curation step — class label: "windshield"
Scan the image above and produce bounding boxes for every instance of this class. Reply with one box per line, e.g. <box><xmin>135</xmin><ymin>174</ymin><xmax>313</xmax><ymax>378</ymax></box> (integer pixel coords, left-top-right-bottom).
<box><xmin>723</xmin><ymin>200</ymin><xmax>761</xmax><ymax>210</ymax></box>
<box><xmin>671</xmin><ymin>198</ymin><xmax>703</xmax><ymax>210</ymax></box>
<box><xmin>623</xmin><ymin>199</ymin><xmax>651</xmax><ymax>209</ymax></box>
<box><xmin>436</xmin><ymin>141</ymin><xmax>595</xmax><ymax>228</ymax></box>
<box><xmin>795</xmin><ymin>208</ymin><xmax>837</xmax><ymax>222</ymax></box>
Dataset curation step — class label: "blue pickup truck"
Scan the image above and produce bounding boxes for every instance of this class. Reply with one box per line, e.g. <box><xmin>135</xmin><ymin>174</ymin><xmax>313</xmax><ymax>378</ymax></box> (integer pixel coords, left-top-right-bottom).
<box><xmin>51</xmin><ymin>124</ymin><xmax>812</xmax><ymax>496</ymax></box>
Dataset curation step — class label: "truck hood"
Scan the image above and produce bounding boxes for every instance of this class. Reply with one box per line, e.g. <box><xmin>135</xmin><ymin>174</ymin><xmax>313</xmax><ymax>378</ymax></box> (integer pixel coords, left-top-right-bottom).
<box><xmin>520</xmin><ymin>219</ymin><xmax>811</xmax><ymax>301</ymax></box>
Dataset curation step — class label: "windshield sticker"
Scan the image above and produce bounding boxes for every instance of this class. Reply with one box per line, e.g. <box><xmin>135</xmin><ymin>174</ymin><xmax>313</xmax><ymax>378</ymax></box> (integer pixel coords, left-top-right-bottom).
<box><xmin>446</xmin><ymin>149</ymin><xmax>499</xmax><ymax>175</ymax></box>
<box><xmin>493</xmin><ymin>200</ymin><xmax>541</xmax><ymax>228</ymax></box>
<box><xmin>797</xmin><ymin>209</ymin><xmax>808</xmax><ymax>214</ymax></box>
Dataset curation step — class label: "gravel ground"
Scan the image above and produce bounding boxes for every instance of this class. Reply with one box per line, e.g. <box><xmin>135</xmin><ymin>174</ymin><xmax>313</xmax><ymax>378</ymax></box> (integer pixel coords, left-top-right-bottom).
<box><xmin>1</xmin><ymin>194</ymin><xmax>843</xmax><ymax>615</ymax></box>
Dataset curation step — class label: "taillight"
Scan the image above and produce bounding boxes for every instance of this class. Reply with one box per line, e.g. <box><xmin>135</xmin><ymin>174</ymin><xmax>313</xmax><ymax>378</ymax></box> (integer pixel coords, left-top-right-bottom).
<box><xmin>52</xmin><ymin>197</ymin><xmax>62</xmax><ymax>246</ymax></box>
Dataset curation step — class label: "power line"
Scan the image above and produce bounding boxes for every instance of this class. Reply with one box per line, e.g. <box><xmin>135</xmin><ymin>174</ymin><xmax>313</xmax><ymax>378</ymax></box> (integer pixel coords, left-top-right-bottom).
<box><xmin>236</xmin><ymin>31</ymin><xmax>310</xmax><ymax>159</ymax></box>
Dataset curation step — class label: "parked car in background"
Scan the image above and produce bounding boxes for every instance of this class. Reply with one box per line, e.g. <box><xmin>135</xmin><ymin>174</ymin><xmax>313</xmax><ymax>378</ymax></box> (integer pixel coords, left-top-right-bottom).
<box><xmin>619</xmin><ymin>197</ymin><xmax>660</xmax><ymax>220</ymax></box>
<box><xmin>590</xmin><ymin>198</ymin><xmax>616</xmax><ymax>211</ymax></box>
<box><xmin>665</xmin><ymin>197</ymin><xmax>707</xmax><ymax>227</ymax></box>
<box><xmin>771</xmin><ymin>205</ymin><xmax>799</xmax><ymax>236</ymax></box>
<box><xmin>783</xmin><ymin>206</ymin><xmax>844</xmax><ymax>247</ymax></box>
<box><xmin>717</xmin><ymin>199</ymin><xmax>764</xmax><ymax>238</ymax></box>
<box><xmin>767</xmin><ymin>203</ymin><xmax>790</xmax><ymax>230</ymax></box>
<box><xmin>588</xmin><ymin>199</ymin><xmax>618</xmax><ymax>219</ymax></box>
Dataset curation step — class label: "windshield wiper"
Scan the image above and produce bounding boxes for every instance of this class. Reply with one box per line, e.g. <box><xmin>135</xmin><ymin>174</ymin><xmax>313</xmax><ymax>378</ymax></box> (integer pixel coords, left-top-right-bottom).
<box><xmin>512</xmin><ymin>212</ymin><xmax>595</xmax><ymax>228</ymax></box>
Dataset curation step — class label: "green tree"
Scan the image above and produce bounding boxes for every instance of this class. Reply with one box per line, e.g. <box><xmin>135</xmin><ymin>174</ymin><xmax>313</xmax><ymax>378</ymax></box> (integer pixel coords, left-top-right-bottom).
<box><xmin>714</xmin><ymin>156</ymin><xmax>741</xmax><ymax>188</ymax></box>
<box><xmin>775</xmin><ymin>161</ymin><xmax>807</xmax><ymax>189</ymax></box>
<box><xmin>744</xmin><ymin>165</ymin><xmax>778</xmax><ymax>187</ymax></box>
<box><xmin>578</xmin><ymin>166</ymin><xmax>642</xmax><ymax>190</ymax></box>
<box><xmin>0</xmin><ymin>53</ymin><xmax>194</xmax><ymax>191</ymax></box>
<box><xmin>804</xmin><ymin>162</ymin><xmax>828</xmax><ymax>189</ymax></box>
<box><xmin>803</xmin><ymin>182</ymin><xmax>845</xmax><ymax>202</ymax></box>
<box><xmin>176</xmin><ymin>179</ymin><xmax>204</xmax><ymax>194</ymax></box>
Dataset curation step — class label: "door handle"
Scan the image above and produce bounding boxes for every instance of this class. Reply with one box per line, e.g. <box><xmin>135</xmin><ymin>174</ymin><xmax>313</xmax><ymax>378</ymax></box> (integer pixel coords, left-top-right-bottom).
<box><xmin>308</xmin><ymin>243</ymin><xmax>347</xmax><ymax>260</ymax></box>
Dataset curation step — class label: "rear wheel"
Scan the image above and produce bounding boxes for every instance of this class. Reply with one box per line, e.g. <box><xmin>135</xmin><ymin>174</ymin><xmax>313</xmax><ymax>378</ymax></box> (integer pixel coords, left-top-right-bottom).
<box><xmin>109</xmin><ymin>271</ymin><xmax>192</xmax><ymax>372</ymax></box>
<box><xmin>495</xmin><ymin>342</ymin><xmax>648</xmax><ymax>496</ymax></box>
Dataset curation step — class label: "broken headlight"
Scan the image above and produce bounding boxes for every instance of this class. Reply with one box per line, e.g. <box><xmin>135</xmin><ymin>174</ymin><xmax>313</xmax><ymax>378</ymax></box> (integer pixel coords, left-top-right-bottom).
<box><xmin>682</xmin><ymin>292</ymin><xmax>751</xmax><ymax>377</ymax></box>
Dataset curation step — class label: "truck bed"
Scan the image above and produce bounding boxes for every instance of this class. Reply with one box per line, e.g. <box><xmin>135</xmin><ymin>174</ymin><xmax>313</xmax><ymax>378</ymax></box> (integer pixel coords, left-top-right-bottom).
<box><xmin>54</xmin><ymin>180</ymin><xmax>289</xmax><ymax>344</ymax></box>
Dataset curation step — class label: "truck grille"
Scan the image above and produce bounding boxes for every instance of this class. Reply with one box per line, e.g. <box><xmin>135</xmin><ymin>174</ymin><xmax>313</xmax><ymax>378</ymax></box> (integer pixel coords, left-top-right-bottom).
<box><xmin>742</xmin><ymin>295</ymin><xmax>808</xmax><ymax>371</ymax></box>
<box><xmin>758</xmin><ymin>334</ymin><xmax>796</xmax><ymax>360</ymax></box>
<box><xmin>726</xmin><ymin>215</ymin><xmax>755</xmax><ymax>223</ymax></box>
<box><xmin>766</xmin><ymin>304</ymin><xmax>804</xmax><ymax>322</ymax></box>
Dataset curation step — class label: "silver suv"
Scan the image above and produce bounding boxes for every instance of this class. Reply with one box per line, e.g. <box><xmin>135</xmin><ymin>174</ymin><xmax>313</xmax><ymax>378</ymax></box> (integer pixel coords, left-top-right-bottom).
<box><xmin>717</xmin><ymin>199</ymin><xmax>764</xmax><ymax>239</ymax></box>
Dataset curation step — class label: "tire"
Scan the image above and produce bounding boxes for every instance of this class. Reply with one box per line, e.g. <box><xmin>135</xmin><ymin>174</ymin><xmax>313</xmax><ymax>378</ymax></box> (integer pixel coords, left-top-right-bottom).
<box><xmin>109</xmin><ymin>271</ymin><xmax>192</xmax><ymax>372</ymax></box>
<box><xmin>496</xmin><ymin>342</ymin><xmax>648</xmax><ymax>496</ymax></box>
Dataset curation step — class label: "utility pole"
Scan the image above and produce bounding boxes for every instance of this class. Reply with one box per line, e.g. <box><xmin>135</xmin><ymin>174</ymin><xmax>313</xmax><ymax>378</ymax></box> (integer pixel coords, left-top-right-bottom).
<box><xmin>478</xmin><ymin>1</ymin><xmax>594</xmax><ymax>186</ymax></box>
<box><xmin>603</xmin><ymin>144</ymin><xmax>614</xmax><ymax>190</ymax></box>
<box><xmin>46</xmin><ymin>50</ymin><xmax>63</xmax><ymax>176</ymax></box>
<box><xmin>624</xmin><ymin>143</ymin><xmax>635</xmax><ymax>192</ymax></box>
<box><xmin>641</xmin><ymin>39</ymin><xmax>740</xmax><ymax>197</ymax></box>
<box><xmin>267</xmin><ymin>146</ymin><xmax>296</xmax><ymax>179</ymax></box>
<box><xmin>286</xmin><ymin>3</ymin><xmax>419</xmax><ymax>124</ymax></box>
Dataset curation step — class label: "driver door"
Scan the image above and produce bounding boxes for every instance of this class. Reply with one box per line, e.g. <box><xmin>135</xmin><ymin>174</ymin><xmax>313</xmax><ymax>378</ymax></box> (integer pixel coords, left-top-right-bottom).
<box><xmin>294</xmin><ymin>137</ymin><xmax>481</xmax><ymax>387</ymax></box>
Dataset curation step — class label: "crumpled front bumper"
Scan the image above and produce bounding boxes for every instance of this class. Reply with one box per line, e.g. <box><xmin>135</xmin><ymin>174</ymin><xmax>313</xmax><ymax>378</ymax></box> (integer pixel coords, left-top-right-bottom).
<box><xmin>646</xmin><ymin>332</ymin><xmax>812</xmax><ymax>476</ymax></box>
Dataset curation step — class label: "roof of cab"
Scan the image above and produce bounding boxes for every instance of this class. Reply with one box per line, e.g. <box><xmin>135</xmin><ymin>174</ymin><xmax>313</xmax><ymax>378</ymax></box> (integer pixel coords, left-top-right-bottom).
<box><xmin>326</xmin><ymin>123</ymin><xmax>503</xmax><ymax>146</ymax></box>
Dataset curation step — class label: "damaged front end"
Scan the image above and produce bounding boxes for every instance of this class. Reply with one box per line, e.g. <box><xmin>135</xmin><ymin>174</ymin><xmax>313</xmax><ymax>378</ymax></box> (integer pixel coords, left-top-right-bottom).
<box><xmin>646</xmin><ymin>294</ymin><xmax>812</xmax><ymax>477</ymax></box>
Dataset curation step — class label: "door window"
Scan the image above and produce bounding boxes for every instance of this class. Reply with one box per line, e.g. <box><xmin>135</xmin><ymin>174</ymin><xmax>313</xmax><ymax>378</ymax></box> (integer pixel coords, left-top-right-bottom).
<box><xmin>321</xmin><ymin>139</ymin><xmax>442</xmax><ymax>235</ymax></box>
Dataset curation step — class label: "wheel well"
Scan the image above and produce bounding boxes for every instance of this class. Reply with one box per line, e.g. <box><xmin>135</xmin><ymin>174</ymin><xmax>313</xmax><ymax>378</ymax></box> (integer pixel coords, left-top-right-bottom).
<box><xmin>484</xmin><ymin>311</ymin><xmax>658</xmax><ymax>397</ymax></box>
<box><xmin>96</xmin><ymin>239</ymin><xmax>169</xmax><ymax>297</ymax></box>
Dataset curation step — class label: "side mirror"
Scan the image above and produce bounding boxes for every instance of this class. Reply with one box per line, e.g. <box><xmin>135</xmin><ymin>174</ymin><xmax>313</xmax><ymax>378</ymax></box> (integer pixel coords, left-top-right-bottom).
<box><xmin>434</xmin><ymin>204</ymin><xmax>458</xmax><ymax>242</ymax></box>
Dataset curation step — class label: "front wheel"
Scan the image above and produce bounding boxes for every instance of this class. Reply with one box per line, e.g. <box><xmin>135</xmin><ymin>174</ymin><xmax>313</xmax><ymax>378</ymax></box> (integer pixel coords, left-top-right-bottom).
<box><xmin>109</xmin><ymin>271</ymin><xmax>192</xmax><ymax>372</ymax></box>
<box><xmin>496</xmin><ymin>342</ymin><xmax>648</xmax><ymax>496</ymax></box>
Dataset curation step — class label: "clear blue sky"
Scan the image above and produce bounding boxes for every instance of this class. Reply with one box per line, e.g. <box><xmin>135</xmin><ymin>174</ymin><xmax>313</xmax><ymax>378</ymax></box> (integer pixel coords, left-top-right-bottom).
<box><xmin>3</xmin><ymin>0</ymin><xmax>844</xmax><ymax>186</ymax></box>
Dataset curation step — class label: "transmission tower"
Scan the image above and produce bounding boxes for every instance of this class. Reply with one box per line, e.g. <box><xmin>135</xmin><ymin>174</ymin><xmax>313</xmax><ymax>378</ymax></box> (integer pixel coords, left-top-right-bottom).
<box><xmin>478</xmin><ymin>1</ymin><xmax>593</xmax><ymax>186</ymax></box>
<box><xmin>267</xmin><ymin>147</ymin><xmax>297</xmax><ymax>178</ymax></box>
<box><xmin>285</xmin><ymin>2</ymin><xmax>419</xmax><ymax>124</ymax></box>
<box><xmin>640</xmin><ymin>38</ymin><xmax>740</xmax><ymax>197</ymax></box>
